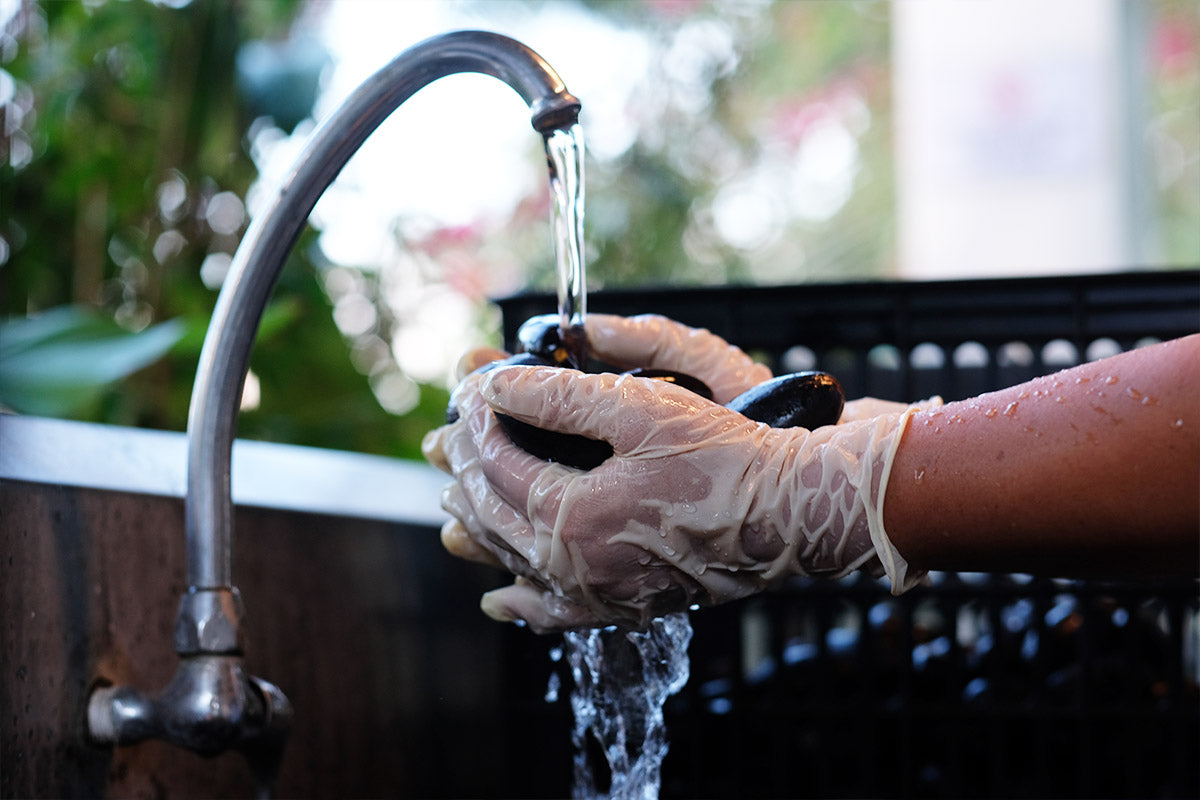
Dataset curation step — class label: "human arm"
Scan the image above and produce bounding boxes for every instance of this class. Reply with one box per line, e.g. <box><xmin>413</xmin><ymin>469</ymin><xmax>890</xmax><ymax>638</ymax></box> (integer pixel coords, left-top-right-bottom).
<box><xmin>884</xmin><ymin>333</ymin><xmax>1200</xmax><ymax>578</ymax></box>
<box><xmin>425</xmin><ymin>314</ymin><xmax>929</xmax><ymax>631</ymax></box>
<box><xmin>427</xmin><ymin>316</ymin><xmax>1198</xmax><ymax>633</ymax></box>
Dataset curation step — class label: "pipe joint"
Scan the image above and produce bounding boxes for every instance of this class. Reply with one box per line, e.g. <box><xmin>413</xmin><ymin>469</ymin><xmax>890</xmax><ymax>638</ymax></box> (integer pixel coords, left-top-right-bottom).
<box><xmin>174</xmin><ymin>587</ymin><xmax>245</xmax><ymax>655</ymax></box>
<box><xmin>87</xmin><ymin>656</ymin><xmax>292</xmax><ymax>759</ymax></box>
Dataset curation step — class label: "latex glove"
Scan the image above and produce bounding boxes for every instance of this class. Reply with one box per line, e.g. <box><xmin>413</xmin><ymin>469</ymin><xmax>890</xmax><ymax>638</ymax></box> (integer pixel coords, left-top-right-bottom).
<box><xmin>841</xmin><ymin>395</ymin><xmax>943</xmax><ymax>424</ymax></box>
<box><xmin>423</xmin><ymin>314</ymin><xmax>773</xmax><ymax>568</ymax></box>
<box><xmin>424</xmin><ymin>312</ymin><xmax>768</xmax><ymax>468</ymax></box>
<box><xmin>580</xmin><ymin>313</ymin><xmax>773</xmax><ymax>403</ymax></box>
<box><xmin>435</xmin><ymin>364</ymin><xmax>926</xmax><ymax>633</ymax></box>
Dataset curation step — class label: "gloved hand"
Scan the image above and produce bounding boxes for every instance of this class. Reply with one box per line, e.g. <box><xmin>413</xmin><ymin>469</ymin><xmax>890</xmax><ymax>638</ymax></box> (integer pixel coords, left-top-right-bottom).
<box><xmin>579</xmin><ymin>313</ymin><xmax>773</xmax><ymax>403</ymax></box>
<box><xmin>423</xmin><ymin>314</ymin><xmax>932</xmax><ymax>632</ymax></box>
<box><xmin>424</xmin><ymin>313</ymin><xmax>773</xmax><ymax>572</ymax></box>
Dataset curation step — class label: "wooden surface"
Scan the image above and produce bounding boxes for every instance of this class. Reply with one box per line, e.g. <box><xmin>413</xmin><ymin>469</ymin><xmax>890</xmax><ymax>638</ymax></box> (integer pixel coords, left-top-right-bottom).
<box><xmin>1</xmin><ymin>478</ymin><xmax>570</xmax><ymax>799</ymax></box>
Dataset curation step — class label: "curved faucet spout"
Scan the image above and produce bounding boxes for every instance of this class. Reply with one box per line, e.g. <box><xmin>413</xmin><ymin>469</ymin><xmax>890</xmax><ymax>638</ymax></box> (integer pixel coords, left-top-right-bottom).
<box><xmin>188</xmin><ymin>29</ymin><xmax>581</xmax><ymax>592</ymax></box>
<box><xmin>87</xmin><ymin>30</ymin><xmax>582</xmax><ymax>773</ymax></box>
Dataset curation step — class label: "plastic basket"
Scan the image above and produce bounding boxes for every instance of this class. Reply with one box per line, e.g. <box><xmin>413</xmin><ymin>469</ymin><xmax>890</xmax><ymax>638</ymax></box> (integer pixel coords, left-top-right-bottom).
<box><xmin>494</xmin><ymin>270</ymin><xmax>1199</xmax><ymax>799</ymax></box>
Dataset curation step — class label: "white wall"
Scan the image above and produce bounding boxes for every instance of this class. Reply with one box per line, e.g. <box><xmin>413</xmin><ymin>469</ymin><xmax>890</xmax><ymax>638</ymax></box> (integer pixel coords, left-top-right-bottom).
<box><xmin>892</xmin><ymin>0</ymin><xmax>1142</xmax><ymax>278</ymax></box>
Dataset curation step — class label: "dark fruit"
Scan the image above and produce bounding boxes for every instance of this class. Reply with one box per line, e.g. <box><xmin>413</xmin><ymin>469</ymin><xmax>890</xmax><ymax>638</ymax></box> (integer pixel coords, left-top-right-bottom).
<box><xmin>516</xmin><ymin>314</ymin><xmax>588</xmax><ymax>369</ymax></box>
<box><xmin>451</xmin><ymin>315</ymin><xmax>844</xmax><ymax>470</ymax></box>
<box><xmin>445</xmin><ymin>352</ymin><xmax>549</xmax><ymax>424</ymax></box>
<box><xmin>494</xmin><ymin>412</ymin><xmax>615</xmax><ymax>470</ymax></box>
<box><xmin>725</xmin><ymin>371</ymin><xmax>845</xmax><ymax>429</ymax></box>
<box><xmin>622</xmin><ymin>368</ymin><xmax>714</xmax><ymax>400</ymax></box>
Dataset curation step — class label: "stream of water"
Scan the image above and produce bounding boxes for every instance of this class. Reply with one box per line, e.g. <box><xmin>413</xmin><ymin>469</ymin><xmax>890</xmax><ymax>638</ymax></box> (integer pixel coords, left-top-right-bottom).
<box><xmin>543</xmin><ymin>125</ymin><xmax>694</xmax><ymax>800</ymax></box>
<box><xmin>544</xmin><ymin>125</ymin><xmax>587</xmax><ymax>334</ymax></box>
<box><xmin>563</xmin><ymin>616</ymin><xmax>694</xmax><ymax>800</ymax></box>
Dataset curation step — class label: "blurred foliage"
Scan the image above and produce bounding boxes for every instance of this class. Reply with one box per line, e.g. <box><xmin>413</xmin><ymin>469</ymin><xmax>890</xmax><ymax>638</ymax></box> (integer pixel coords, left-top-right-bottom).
<box><xmin>530</xmin><ymin>0</ymin><xmax>897</xmax><ymax>290</ymax></box>
<box><xmin>0</xmin><ymin>304</ymin><xmax>183</xmax><ymax>416</ymax></box>
<box><xmin>1</xmin><ymin>0</ymin><xmax>1194</xmax><ymax>462</ymax></box>
<box><xmin>0</xmin><ymin>0</ymin><xmax>446</xmax><ymax>458</ymax></box>
<box><xmin>1149</xmin><ymin>0</ymin><xmax>1200</xmax><ymax>265</ymax></box>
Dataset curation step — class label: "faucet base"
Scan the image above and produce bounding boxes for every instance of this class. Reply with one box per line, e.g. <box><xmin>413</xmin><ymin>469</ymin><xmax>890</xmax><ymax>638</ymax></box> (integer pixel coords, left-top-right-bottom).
<box><xmin>86</xmin><ymin>655</ymin><xmax>292</xmax><ymax>758</ymax></box>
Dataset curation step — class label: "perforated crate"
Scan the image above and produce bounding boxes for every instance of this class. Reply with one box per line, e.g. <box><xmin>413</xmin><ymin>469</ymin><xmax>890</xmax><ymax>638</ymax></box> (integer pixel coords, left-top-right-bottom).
<box><xmin>495</xmin><ymin>270</ymin><xmax>1200</xmax><ymax>799</ymax></box>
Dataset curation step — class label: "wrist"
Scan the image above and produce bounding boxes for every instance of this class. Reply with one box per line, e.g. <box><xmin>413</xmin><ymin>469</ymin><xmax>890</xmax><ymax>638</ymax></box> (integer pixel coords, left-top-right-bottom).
<box><xmin>762</xmin><ymin>411</ymin><xmax>925</xmax><ymax>591</ymax></box>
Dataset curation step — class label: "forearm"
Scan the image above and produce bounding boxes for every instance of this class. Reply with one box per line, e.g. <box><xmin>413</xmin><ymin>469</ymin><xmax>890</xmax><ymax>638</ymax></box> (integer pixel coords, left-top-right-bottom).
<box><xmin>884</xmin><ymin>335</ymin><xmax>1200</xmax><ymax>578</ymax></box>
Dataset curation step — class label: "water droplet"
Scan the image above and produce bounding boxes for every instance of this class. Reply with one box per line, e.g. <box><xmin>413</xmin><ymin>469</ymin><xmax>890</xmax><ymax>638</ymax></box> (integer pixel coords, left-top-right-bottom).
<box><xmin>1174</xmin><ymin>419</ymin><xmax>1184</xmax><ymax>428</ymax></box>
<box><xmin>914</xmin><ymin>468</ymin><xmax>926</xmax><ymax>482</ymax></box>
<box><xmin>984</xmin><ymin>408</ymin><xmax>998</xmax><ymax>418</ymax></box>
<box><xmin>1004</xmin><ymin>401</ymin><xmax>1019</xmax><ymax>417</ymax></box>
<box><xmin>549</xmin><ymin>646</ymin><xmax>563</xmax><ymax>662</ymax></box>
<box><xmin>689</xmin><ymin>603</ymin><xmax>701</xmax><ymax>611</ymax></box>
<box><xmin>1105</xmin><ymin>375</ymin><xmax>1119</xmax><ymax>385</ymax></box>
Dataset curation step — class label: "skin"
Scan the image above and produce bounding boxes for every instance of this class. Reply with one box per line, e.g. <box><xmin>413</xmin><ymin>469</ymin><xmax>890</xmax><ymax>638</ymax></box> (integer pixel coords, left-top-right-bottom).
<box><xmin>884</xmin><ymin>333</ymin><xmax>1200</xmax><ymax>578</ymax></box>
<box><xmin>432</xmin><ymin>327</ymin><xmax>1198</xmax><ymax>632</ymax></box>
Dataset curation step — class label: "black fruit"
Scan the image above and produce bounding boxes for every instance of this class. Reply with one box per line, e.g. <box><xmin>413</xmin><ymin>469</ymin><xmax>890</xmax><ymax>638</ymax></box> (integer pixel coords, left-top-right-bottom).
<box><xmin>725</xmin><ymin>371</ymin><xmax>845</xmax><ymax>430</ymax></box>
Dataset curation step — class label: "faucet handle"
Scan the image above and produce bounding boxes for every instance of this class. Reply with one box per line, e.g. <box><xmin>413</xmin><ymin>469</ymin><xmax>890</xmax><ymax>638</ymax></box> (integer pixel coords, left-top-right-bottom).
<box><xmin>88</xmin><ymin>655</ymin><xmax>292</xmax><ymax>766</ymax></box>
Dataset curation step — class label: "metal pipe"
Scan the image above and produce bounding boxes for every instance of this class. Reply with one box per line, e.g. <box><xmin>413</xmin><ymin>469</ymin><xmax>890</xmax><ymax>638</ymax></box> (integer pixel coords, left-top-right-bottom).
<box><xmin>87</xmin><ymin>30</ymin><xmax>581</xmax><ymax>772</ymax></box>
<box><xmin>188</xmin><ymin>29</ymin><xmax>580</xmax><ymax>590</ymax></box>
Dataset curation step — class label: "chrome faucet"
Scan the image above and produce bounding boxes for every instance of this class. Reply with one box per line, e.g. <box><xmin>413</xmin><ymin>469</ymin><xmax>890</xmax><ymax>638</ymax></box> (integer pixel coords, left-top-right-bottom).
<box><xmin>86</xmin><ymin>29</ymin><xmax>581</xmax><ymax>785</ymax></box>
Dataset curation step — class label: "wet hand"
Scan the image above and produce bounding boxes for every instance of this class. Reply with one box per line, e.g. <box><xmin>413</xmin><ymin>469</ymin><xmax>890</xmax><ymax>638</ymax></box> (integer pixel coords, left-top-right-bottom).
<box><xmin>424</xmin><ymin>312</ymin><xmax>773</xmax><ymax>570</ymax></box>
<box><xmin>436</xmin><ymin>364</ymin><xmax>925</xmax><ymax>632</ymax></box>
<box><xmin>582</xmin><ymin>313</ymin><xmax>773</xmax><ymax>403</ymax></box>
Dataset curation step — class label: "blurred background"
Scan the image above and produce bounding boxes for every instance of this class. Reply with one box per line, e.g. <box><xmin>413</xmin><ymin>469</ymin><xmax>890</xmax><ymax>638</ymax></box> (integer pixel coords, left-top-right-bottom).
<box><xmin>1</xmin><ymin>0</ymin><xmax>1196</xmax><ymax>459</ymax></box>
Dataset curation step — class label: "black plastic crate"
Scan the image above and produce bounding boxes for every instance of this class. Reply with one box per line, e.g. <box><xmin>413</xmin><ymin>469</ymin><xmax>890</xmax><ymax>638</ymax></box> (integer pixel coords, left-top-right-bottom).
<box><xmin>499</xmin><ymin>270</ymin><xmax>1199</xmax><ymax>403</ymax></box>
<box><xmin>495</xmin><ymin>271</ymin><xmax>1200</xmax><ymax>799</ymax></box>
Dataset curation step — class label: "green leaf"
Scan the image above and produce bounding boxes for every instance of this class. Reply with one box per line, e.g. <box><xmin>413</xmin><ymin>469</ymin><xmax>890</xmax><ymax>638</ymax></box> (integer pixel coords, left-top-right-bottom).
<box><xmin>0</xmin><ymin>306</ymin><xmax>185</xmax><ymax>417</ymax></box>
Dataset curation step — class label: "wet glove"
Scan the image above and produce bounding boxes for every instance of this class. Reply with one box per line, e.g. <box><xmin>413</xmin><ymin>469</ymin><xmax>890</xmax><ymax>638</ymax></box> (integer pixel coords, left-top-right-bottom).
<box><xmin>424</xmin><ymin>314</ymin><xmax>934</xmax><ymax>632</ymax></box>
<box><xmin>424</xmin><ymin>313</ymin><xmax>773</xmax><ymax>572</ymax></box>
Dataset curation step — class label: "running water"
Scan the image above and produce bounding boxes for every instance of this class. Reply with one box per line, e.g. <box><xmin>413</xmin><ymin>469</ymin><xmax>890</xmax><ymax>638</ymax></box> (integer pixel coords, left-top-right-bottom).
<box><xmin>542</xmin><ymin>125</ymin><xmax>694</xmax><ymax>800</ymax></box>
<box><xmin>564</xmin><ymin>615</ymin><xmax>693</xmax><ymax>800</ymax></box>
<box><xmin>544</xmin><ymin>124</ymin><xmax>587</xmax><ymax>336</ymax></box>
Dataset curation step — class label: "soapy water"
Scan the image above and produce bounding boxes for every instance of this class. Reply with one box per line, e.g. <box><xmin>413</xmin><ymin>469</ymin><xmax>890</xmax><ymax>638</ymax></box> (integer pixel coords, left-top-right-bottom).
<box><xmin>562</xmin><ymin>614</ymin><xmax>693</xmax><ymax>800</ymax></box>
<box><xmin>543</xmin><ymin>124</ymin><xmax>693</xmax><ymax>800</ymax></box>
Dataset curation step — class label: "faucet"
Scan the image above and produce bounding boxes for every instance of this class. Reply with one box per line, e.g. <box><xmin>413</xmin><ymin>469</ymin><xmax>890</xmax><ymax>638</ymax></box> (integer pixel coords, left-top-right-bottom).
<box><xmin>87</xmin><ymin>29</ymin><xmax>581</xmax><ymax>784</ymax></box>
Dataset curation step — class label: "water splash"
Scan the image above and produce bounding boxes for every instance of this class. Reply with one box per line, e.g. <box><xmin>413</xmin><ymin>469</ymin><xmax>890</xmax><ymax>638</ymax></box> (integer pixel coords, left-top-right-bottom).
<box><xmin>543</xmin><ymin>123</ymin><xmax>692</xmax><ymax>799</ymax></box>
<box><xmin>563</xmin><ymin>613</ymin><xmax>693</xmax><ymax>800</ymax></box>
